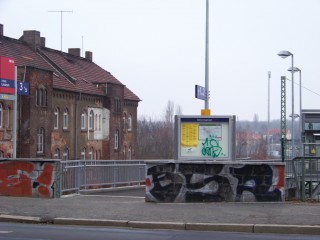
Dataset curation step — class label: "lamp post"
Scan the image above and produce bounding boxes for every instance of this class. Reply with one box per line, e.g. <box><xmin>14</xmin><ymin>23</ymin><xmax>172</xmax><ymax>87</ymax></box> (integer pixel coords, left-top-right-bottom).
<box><xmin>278</xmin><ymin>51</ymin><xmax>295</xmax><ymax>157</ymax></box>
<box><xmin>205</xmin><ymin>0</ymin><xmax>209</xmax><ymax>109</ymax></box>
<box><xmin>288</xmin><ymin>67</ymin><xmax>302</xmax><ymax>156</ymax></box>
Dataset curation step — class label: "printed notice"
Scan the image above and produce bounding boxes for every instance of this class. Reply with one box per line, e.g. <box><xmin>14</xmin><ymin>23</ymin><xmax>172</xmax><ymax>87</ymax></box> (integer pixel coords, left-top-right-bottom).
<box><xmin>181</xmin><ymin>123</ymin><xmax>198</xmax><ymax>147</ymax></box>
<box><xmin>198</xmin><ymin>124</ymin><xmax>222</xmax><ymax>140</ymax></box>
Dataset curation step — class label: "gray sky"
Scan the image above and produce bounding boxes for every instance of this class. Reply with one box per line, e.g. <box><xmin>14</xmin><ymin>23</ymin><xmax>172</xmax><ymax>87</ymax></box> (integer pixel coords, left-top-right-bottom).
<box><xmin>1</xmin><ymin>0</ymin><xmax>319</xmax><ymax>121</ymax></box>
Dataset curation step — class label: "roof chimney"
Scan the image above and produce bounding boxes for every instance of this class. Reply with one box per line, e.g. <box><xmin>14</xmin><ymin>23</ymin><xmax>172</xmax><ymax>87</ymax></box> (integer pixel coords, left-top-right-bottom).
<box><xmin>40</xmin><ymin>37</ymin><xmax>46</xmax><ymax>47</ymax></box>
<box><xmin>0</xmin><ymin>24</ymin><xmax>3</xmax><ymax>36</ymax></box>
<box><xmin>22</xmin><ymin>30</ymin><xmax>42</xmax><ymax>50</ymax></box>
<box><xmin>85</xmin><ymin>51</ymin><xmax>93</xmax><ymax>61</ymax></box>
<box><xmin>68</xmin><ymin>48</ymin><xmax>81</xmax><ymax>57</ymax></box>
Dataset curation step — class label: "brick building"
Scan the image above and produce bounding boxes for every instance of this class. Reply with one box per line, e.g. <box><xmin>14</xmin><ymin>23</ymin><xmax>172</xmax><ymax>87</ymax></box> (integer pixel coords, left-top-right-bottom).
<box><xmin>0</xmin><ymin>24</ymin><xmax>140</xmax><ymax>160</ymax></box>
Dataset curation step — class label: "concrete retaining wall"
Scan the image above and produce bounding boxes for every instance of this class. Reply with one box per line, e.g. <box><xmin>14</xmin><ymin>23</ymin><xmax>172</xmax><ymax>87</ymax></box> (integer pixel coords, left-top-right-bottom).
<box><xmin>0</xmin><ymin>159</ymin><xmax>60</xmax><ymax>198</ymax></box>
<box><xmin>145</xmin><ymin>160</ymin><xmax>285</xmax><ymax>202</ymax></box>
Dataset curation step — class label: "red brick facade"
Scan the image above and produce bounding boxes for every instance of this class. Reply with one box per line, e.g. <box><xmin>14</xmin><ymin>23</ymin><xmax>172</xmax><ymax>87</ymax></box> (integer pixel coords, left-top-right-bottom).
<box><xmin>0</xmin><ymin>24</ymin><xmax>140</xmax><ymax>160</ymax></box>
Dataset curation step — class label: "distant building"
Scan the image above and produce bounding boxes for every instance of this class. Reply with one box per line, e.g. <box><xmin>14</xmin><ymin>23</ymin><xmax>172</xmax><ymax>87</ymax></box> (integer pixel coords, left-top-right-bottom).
<box><xmin>0</xmin><ymin>24</ymin><xmax>140</xmax><ymax>160</ymax></box>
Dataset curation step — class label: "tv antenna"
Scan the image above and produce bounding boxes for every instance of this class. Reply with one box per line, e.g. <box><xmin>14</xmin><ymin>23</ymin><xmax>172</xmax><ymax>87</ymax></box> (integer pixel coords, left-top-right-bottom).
<box><xmin>48</xmin><ymin>10</ymin><xmax>73</xmax><ymax>51</ymax></box>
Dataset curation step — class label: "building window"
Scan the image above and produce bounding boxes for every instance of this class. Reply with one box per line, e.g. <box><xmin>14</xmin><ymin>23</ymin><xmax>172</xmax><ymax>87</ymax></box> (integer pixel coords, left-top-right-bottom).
<box><xmin>63</xmin><ymin>108</ymin><xmax>69</xmax><ymax>129</ymax></box>
<box><xmin>99</xmin><ymin>114</ymin><xmax>101</xmax><ymax>131</ymax></box>
<box><xmin>6</xmin><ymin>107</ymin><xmax>11</xmax><ymax>129</ymax></box>
<box><xmin>81</xmin><ymin>147</ymin><xmax>86</xmax><ymax>160</ymax></box>
<box><xmin>95</xmin><ymin>114</ymin><xmax>98</xmax><ymax>130</ymax></box>
<box><xmin>37</xmin><ymin>128</ymin><xmax>45</xmax><ymax>154</ymax></box>
<box><xmin>81</xmin><ymin>111</ymin><xmax>86</xmax><ymax>130</ymax></box>
<box><xmin>123</xmin><ymin>112</ymin><xmax>127</xmax><ymax>131</ymax></box>
<box><xmin>36</xmin><ymin>87</ymin><xmax>47</xmax><ymax>107</ymax></box>
<box><xmin>54</xmin><ymin>108</ymin><xmax>59</xmax><ymax>129</ymax></box>
<box><xmin>63</xmin><ymin>148</ymin><xmax>69</xmax><ymax>160</ymax></box>
<box><xmin>89</xmin><ymin>147</ymin><xmax>93</xmax><ymax>160</ymax></box>
<box><xmin>0</xmin><ymin>151</ymin><xmax>3</xmax><ymax>158</ymax></box>
<box><xmin>54</xmin><ymin>148</ymin><xmax>60</xmax><ymax>159</ymax></box>
<box><xmin>114</xmin><ymin>98</ymin><xmax>121</xmax><ymax>113</ymax></box>
<box><xmin>128</xmin><ymin>146</ymin><xmax>132</xmax><ymax>160</ymax></box>
<box><xmin>89</xmin><ymin>110</ymin><xmax>94</xmax><ymax>130</ymax></box>
<box><xmin>128</xmin><ymin>114</ymin><xmax>132</xmax><ymax>131</ymax></box>
<box><xmin>114</xmin><ymin>129</ymin><xmax>119</xmax><ymax>150</ymax></box>
<box><xmin>0</xmin><ymin>103</ymin><xmax>2</xmax><ymax>128</ymax></box>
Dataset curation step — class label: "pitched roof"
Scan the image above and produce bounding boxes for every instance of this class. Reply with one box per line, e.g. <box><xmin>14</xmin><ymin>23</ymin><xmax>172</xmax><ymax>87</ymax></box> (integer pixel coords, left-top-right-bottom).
<box><xmin>0</xmin><ymin>35</ymin><xmax>140</xmax><ymax>101</ymax></box>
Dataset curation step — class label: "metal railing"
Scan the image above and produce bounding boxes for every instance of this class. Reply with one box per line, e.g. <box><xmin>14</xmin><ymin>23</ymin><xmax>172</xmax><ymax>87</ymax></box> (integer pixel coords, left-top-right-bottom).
<box><xmin>292</xmin><ymin>156</ymin><xmax>320</xmax><ymax>201</ymax></box>
<box><xmin>60</xmin><ymin>160</ymin><xmax>146</xmax><ymax>195</ymax></box>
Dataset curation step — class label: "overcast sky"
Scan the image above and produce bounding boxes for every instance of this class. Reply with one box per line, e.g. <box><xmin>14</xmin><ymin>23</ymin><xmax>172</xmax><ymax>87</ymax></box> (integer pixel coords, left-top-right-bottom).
<box><xmin>1</xmin><ymin>0</ymin><xmax>319</xmax><ymax>121</ymax></box>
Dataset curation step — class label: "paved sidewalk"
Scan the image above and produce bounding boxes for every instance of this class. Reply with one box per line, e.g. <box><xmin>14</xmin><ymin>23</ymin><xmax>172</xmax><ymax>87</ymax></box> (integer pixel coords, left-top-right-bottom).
<box><xmin>0</xmin><ymin>189</ymin><xmax>320</xmax><ymax>235</ymax></box>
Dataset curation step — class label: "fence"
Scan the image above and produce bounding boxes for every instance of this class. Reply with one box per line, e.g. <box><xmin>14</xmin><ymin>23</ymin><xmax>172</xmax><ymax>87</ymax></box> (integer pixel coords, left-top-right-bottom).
<box><xmin>60</xmin><ymin>160</ymin><xmax>146</xmax><ymax>195</ymax></box>
<box><xmin>292</xmin><ymin>156</ymin><xmax>320</xmax><ymax>201</ymax></box>
<box><xmin>282</xmin><ymin>140</ymin><xmax>320</xmax><ymax>201</ymax></box>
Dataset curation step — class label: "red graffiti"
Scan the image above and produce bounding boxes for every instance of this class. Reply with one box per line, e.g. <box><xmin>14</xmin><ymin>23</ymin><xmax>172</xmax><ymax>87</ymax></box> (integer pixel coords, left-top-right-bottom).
<box><xmin>36</xmin><ymin>163</ymin><xmax>54</xmax><ymax>198</ymax></box>
<box><xmin>0</xmin><ymin>161</ymin><xmax>55</xmax><ymax>198</ymax></box>
<box><xmin>0</xmin><ymin>161</ymin><xmax>34</xmax><ymax>197</ymax></box>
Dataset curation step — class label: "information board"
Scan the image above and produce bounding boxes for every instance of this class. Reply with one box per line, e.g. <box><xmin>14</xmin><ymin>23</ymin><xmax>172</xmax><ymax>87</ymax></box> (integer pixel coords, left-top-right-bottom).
<box><xmin>174</xmin><ymin>115</ymin><xmax>236</xmax><ymax>161</ymax></box>
<box><xmin>0</xmin><ymin>56</ymin><xmax>15</xmax><ymax>95</ymax></box>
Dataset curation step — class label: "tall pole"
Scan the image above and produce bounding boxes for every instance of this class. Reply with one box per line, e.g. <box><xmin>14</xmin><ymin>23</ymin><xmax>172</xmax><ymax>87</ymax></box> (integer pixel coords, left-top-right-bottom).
<box><xmin>267</xmin><ymin>71</ymin><xmax>271</xmax><ymax>157</ymax></box>
<box><xmin>205</xmin><ymin>0</ymin><xmax>209</xmax><ymax>109</ymax></box>
<box><xmin>48</xmin><ymin>10</ymin><xmax>73</xmax><ymax>51</ymax></box>
<box><xmin>291</xmin><ymin>55</ymin><xmax>295</xmax><ymax>157</ymax></box>
<box><xmin>299</xmin><ymin>70</ymin><xmax>302</xmax><ymax>156</ymax></box>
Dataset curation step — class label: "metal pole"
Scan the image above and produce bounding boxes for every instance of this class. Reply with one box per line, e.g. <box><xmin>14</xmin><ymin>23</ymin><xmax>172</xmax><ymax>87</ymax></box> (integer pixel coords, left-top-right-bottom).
<box><xmin>291</xmin><ymin>55</ymin><xmax>295</xmax><ymax>158</ymax></box>
<box><xmin>299</xmin><ymin>70</ymin><xmax>302</xmax><ymax>156</ymax></box>
<box><xmin>13</xmin><ymin>66</ymin><xmax>17</xmax><ymax>158</ymax></box>
<box><xmin>267</xmin><ymin>71</ymin><xmax>271</xmax><ymax>157</ymax></box>
<box><xmin>60</xmin><ymin>11</ymin><xmax>63</xmax><ymax>51</ymax></box>
<box><xmin>205</xmin><ymin>0</ymin><xmax>209</xmax><ymax>109</ymax></box>
<box><xmin>48</xmin><ymin>10</ymin><xmax>73</xmax><ymax>52</ymax></box>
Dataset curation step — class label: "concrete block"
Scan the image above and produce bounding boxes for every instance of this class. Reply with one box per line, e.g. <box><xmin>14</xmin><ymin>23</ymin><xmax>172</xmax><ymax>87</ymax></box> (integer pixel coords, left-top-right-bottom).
<box><xmin>128</xmin><ymin>221</ymin><xmax>185</xmax><ymax>230</ymax></box>
<box><xmin>53</xmin><ymin>218</ymin><xmax>128</xmax><ymax>227</ymax></box>
<box><xmin>254</xmin><ymin>224</ymin><xmax>320</xmax><ymax>235</ymax></box>
<box><xmin>186</xmin><ymin>223</ymin><xmax>254</xmax><ymax>233</ymax></box>
<box><xmin>0</xmin><ymin>214</ymin><xmax>41</xmax><ymax>224</ymax></box>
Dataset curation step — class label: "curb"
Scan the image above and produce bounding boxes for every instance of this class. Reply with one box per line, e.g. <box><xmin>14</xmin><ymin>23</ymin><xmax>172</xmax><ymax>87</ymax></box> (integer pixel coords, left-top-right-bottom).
<box><xmin>1</xmin><ymin>215</ymin><xmax>319</xmax><ymax>235</ymax></box>
<box><xmin>0</xmin><ymin>214</ymin><xmax>43</xmax><ymax>224</ymax></box>
<box><xmin>186</xmin><ymin>223</ymin><xmax>254</xmax><ymax>233</ymax></box>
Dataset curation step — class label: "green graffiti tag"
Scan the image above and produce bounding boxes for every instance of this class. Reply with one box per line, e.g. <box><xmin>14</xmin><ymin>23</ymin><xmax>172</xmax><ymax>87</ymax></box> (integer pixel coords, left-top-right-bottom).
<box><xmin>201</xmin><ymin>135</ymin><xmax>222</xmax><ymax>158</ymax></box>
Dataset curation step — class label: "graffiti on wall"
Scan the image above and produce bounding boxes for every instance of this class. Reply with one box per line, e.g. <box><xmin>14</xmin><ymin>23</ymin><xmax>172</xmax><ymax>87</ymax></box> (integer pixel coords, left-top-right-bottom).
<box><xmin>0</xmin><ymin>160</ymin><xmax>59</xmax><ymax>198</ymax></box>
<box><xmin>145</xmin><ymin>162</ymin><xmax>284</xmax><ymax>202</ymax></box>
<box><xmin>201</xmin><ymin>135</ymin><xmax>225</xmax><ymax>158</ymax></box>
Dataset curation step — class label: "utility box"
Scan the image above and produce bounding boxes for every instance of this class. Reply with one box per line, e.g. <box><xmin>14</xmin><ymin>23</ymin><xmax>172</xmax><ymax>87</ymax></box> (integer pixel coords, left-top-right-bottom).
<box><xmin>174</xmin><ymin>115</ymin><xmax>236</xmax><ymax>161</ymax></box>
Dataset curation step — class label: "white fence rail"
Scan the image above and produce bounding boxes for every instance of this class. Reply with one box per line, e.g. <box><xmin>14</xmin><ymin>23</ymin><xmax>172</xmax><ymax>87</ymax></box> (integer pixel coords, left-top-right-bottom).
<box><xmin>60</xmin><ymin>160</ymin><xmax>146</xmax><ymax>194</ymax></box>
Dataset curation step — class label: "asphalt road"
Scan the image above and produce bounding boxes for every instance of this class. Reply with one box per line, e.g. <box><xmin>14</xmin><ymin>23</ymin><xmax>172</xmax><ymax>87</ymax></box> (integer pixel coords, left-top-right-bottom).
<box><xmin>1</xmin><ymin>222</ymin><xmax>320</xmax><ymax>240</ymax></box>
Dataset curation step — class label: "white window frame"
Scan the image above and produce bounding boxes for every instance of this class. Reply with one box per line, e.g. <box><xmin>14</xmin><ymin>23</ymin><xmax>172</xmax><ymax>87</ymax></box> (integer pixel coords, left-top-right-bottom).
<box><xmin>81</xmin><ymin>111</ymin><xmax>86</xmax><ymax>130</ymax></box>
<box><xmin>54</xmin><ymin>108</ymin><xmax>59</xmax><ymax>129</ymax></box>
<box><xmin>63</xmin><ymin>108</ymin><xmax>68</xmax><ymax>129</ymax></box>
<box><xmin>128</xmin><ymin>114</ymin><xmax>132</xmax><ymax>131</ymax></box>
<box><xmin>81</xmin><ymin>147</ymin><xmax>86</xmax><ymax>160</ymax></box>
<box><xmin>54</xmin><ymin>148</ymin><xmax>60</xmax><ymax>159</ymax></box>
<box><xmin>37</xmin><ymin>128</ymin><xmax>44</xmax><ymax>154</ymax></box>
<box><xmin>63</xmin><ymin>148</ymin><xmax>69</xmax><ymax>160</ymax></box>
<box><xmin>128</xmin><ymin>146</ymin><xmax>132</xmax><ymax>160</ymax></box>
<box><xmin>89</xmin><ymin>110</ymin><xmax>94</xmax><ymax>130</ymax></box>
<box><xmin>89</xmin><ymin>147</ymin><xmax>93</xmax><ymax>160</ymax></box>
<box><xmin>114</xmin><ymin>129</ymin><xmax>119</xmax><ymax>150</ymax></box>
<box><xmin>0</xmin><ymin>151</ymin><xmax>4</xmax><ymax>158</ymax></box>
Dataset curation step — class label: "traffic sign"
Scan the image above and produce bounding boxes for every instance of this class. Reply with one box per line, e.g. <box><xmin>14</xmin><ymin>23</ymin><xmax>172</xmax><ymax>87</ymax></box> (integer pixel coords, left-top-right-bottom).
<box><xmin>195</xmin><ymin>85</ymin><xmax>207</xmax><ymax>100</ymax></box>
<box><xmin>17</xmin><ymin>81</ymin><xmax>30</xmax><ymax>95</ymax></box>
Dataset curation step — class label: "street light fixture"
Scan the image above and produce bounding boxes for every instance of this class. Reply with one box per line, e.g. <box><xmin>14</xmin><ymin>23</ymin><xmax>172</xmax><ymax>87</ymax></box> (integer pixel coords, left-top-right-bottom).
<box><xmin>288</xmin><ymin>67</ymin><xmax>302</xmax><ymax>156</ymax></box>
<box><xmin>278</xmin><ymin>50</ymin><xmax>295</xmax><ymax>157</ymax></box>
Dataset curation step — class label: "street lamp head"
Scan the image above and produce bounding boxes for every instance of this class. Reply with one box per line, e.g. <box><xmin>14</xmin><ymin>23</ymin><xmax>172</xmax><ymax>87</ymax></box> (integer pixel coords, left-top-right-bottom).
<box><xmin>288</xmin><ymin>67</ymin><xmax>301</xmax><ymax>73</ymax></box>
<box><xmin>278</xmin><ymin>50</ymin><xmax>293</xmax><ymax>59</ymax></box>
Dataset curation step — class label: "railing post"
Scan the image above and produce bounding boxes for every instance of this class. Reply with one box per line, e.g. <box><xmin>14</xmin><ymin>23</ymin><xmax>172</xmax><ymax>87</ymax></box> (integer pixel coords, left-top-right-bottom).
<box><xmin>301</xmin><ymin>157</ymin><xmax>306</xmax><ymax>201</ymax></box>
